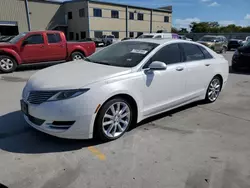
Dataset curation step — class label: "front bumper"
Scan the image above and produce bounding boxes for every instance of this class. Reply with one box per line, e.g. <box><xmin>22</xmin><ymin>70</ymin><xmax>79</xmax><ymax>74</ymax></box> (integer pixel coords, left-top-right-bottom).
<box><xmin>22</xmin><ymin>96</ymin><xmax>98</xmax><ymax>139</ymax></box>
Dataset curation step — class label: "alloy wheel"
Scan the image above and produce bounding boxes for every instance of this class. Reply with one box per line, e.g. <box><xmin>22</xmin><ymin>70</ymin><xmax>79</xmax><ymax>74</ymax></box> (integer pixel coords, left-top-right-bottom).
<box><xmin>102</xmin><ymin>102</ymin><xmax>131</xmax><ymax>138</ymax></box>
<box><xmin>0</xmin><ymin>58</ymin><xmax>14</xmax><ymax>71</ymax></box>
<box><xmin>73</xmin><ymin>55</ymin><xmax>83</xmax><ymax>60</ymax></box>
<box><xmin>207</xmin><ymin>78</ymin><xmax>221</xmax><ymax>102</ymax></box>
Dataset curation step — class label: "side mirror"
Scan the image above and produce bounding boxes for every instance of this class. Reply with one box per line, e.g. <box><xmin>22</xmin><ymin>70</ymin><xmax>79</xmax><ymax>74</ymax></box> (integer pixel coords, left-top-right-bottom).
<box><xmin>148</xmin><ymin>61</ymin><xmax>167</xmax><ymax>70</ymax></box>
<box><xmin>22</xmin><ymin>40</ymin><xmax>28</xmax><ymax>46</ymax></box>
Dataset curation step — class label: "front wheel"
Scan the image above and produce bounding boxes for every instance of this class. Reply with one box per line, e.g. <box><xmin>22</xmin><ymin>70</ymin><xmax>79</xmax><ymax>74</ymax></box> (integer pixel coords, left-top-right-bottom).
<box><xmin>71</xmin><ymin>52</ymin><xmax>84</xmax><ymax>61</ymax></box>
<box><xmin>0</xmin><ymin>55</ymin><xmax>17</xmax><ymax>73</ymax></box>
<box><xmin>205</xmin><ymin>76</ymin><xmax>222</xmax><ymax>103</ymax></box>
<box><xmin>95</xmin><ymin>98</ymin><xmax>133</xmax><ymax>141</ymax></box>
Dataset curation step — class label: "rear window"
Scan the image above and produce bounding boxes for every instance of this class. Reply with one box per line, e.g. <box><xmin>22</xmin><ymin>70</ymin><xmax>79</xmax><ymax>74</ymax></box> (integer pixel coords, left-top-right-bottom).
<box><xmin>47</xmin><ymin>33</ymin><xmax>61</xmax><ymax>43</ymax></box>
<box><xmin>138</xmin><ymin>35</ymin><xmax>154</xmax><ymax>39</ymax></box>
<box><xmin>181</xmin><ymin>43</ymin><xmax>205</xmax><ymax>61</ymax></box>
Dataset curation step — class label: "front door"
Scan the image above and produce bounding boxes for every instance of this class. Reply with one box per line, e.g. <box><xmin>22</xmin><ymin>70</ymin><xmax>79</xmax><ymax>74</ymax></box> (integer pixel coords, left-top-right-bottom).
<box><xmin>141</xmin><ymin>43</ymin><xmax>187</xmax><ymax>116</ymax></box>
<box><xmin>20</xmin><ymin>34</ymin><xmax>48</xmax><ymax>63</ymax></box>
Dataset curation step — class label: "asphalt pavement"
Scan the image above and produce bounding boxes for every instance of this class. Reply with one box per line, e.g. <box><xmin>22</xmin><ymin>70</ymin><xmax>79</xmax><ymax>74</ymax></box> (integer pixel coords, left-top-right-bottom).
<box><xmin>1</xmin><ymin>51</ymin><xmax>250</xmax><ymax>188</ymax></box>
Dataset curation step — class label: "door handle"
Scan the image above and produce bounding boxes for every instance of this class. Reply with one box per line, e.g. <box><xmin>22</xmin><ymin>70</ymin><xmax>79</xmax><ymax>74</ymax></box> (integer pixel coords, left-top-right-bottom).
<box><xmin>205</xmin><ymin>64</ymin><xmax>210</xmax><ymax>66</ymax></box>
<box><xmin>176</xmin><ymin>67</ymin><xmax>184</xmax><ymax>71</ymax></box>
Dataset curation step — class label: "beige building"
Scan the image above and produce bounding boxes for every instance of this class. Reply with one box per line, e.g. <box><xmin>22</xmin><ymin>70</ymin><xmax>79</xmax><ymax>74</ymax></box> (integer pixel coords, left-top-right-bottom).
<box><xmin>0</xmin><ymin>0</ymin><xmax>172</xmax><ymax>39</ymax></box>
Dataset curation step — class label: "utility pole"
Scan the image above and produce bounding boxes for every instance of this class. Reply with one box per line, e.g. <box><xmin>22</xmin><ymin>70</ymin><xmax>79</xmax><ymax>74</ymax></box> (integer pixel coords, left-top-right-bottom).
<box><xmin>24</xmin><ymin>0</ymin><xmax>31</xmax><ymax>31</ymax></box>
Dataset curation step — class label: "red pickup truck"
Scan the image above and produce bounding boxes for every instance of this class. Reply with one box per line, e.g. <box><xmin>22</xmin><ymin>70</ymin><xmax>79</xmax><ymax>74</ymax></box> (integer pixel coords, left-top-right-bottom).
<box><xmin>0</xmin><ymin>30</ymin><xmax>96</xmax><ymax>73</ymax></box>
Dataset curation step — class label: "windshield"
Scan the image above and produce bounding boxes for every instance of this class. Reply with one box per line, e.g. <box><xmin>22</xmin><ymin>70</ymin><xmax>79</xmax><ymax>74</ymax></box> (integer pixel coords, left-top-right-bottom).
<box><xmin>199</xmin><ymin>36</ymin><xmax>217</xmax><ymax>42</ymax></box>
<box><xmin>9</xmin><ymin>32</ymin><xmax>27</xmax><ymax>43</ymax></box>
<box><xmin>85</xmin><ymin>41</ymin><xmax>159</xmax><ymax>68</ymax></box>
<box><xmin>137</xmin><ymin>35</ymin><xmax>154</xmax><ymax>39</ymax></box>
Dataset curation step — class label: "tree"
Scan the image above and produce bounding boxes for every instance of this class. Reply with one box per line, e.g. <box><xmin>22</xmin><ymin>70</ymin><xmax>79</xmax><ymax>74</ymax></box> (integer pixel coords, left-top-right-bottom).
<box><xmin>171</xmin><ymin>27</ymin><xmax>178</xmax><ymax>33</ymax></box>
<box><xmin>189</xmin><ymin>22</ymin><xmax>250</xmax><ymax>33</ymax></box>
<box><xmin>179</xmin><ymin>28</ymin><xmax>188</xmax><ymax>33</ymax></box>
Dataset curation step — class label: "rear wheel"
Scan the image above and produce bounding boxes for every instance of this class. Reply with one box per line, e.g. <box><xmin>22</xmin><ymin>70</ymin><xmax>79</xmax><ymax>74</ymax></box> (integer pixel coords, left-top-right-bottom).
<box><xmin>95</xmin><ymin>98</ymin><xmax>133</xmax><ymax>141</ymax></box>
<box><xmin>0</xmin><ymin>55</ymin><xmax>17</xmax><ymax>73</ymax></box>
<box><xmin>205</xmin><ymin>76</ymin><xmax>222</xmax><ymax>103</ymax></box>
<box><xmin>71</xmin><ymin>52</ymin><xmax>84</xmax><ymax>61</ymax></box>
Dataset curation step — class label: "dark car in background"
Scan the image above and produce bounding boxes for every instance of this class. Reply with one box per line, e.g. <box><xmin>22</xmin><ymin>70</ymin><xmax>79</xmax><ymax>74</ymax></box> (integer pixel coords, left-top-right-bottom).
<box><xmin>232</xmin><ymin>40</ymin><xmax>250</xmax><ymax>71</ymax></box>
<box><xmin>80</xmin><ymin>38</ymin><xmax>104</xmax><ymax>47</ymax></box>
<box><xmin>0</xmin><ymin>35</ymin><xmax>15</xmax><ymax>42</ymax></box>
<box><xmin>227</xmin><ymin>39</ymin><xmax>243</xmax><ymax>51</ymax></box>
<box><xmin>121</xmin><ymin>37</ymin><xmax>133</xmax><ymax>41</ymax></box>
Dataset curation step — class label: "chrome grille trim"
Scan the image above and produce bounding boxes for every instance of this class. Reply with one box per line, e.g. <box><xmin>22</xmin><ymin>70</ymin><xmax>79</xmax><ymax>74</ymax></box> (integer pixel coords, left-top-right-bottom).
<box><xmin>27</xmin><ymin>91</ymin><xmax>58</xmax><ymax>104</ymax></box>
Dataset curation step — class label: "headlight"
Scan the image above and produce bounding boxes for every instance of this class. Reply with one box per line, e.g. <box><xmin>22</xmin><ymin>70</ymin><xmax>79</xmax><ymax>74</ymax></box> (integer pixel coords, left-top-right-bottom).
<box><xmin>47</xmin><ymin>89</ymin><xmax>90</xmax><ymax>101</ymax></box>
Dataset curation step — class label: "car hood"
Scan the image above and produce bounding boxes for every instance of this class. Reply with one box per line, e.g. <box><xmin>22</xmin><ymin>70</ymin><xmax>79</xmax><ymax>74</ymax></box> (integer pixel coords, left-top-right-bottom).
<box><xmin>0</xmin><ymin>43</ymin><xmax>15</xmax><ymax>48</ymax></box>
<box><xmin>27</xmin><ymin>61</ymin><xmax>131</xmax><ymax>90</ymax></box>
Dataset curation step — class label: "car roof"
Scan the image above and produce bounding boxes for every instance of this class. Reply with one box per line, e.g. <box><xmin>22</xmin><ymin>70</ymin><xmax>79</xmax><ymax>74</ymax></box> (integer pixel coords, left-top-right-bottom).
<box><xmin>125</xmin><ymin>38</ymin><xmax>194</xmax><ymax>45</ymax></box>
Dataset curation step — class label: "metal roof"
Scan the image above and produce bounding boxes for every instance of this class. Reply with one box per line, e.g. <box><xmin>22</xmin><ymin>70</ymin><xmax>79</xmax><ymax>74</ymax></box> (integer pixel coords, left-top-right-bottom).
<box><xmin>65</xmin><ymin>0</ymin><xmax>172</xmax><ymax>13</ymax></box>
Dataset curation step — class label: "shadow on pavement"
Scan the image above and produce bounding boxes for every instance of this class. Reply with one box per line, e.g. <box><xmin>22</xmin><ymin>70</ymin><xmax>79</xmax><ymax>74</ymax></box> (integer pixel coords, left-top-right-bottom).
<box><xmin>131</xmin><ymin>101</ymin><xmax>200</xmax><ymax>130</ymax></box>
<box><xmin>16</xmin><ymin>62</ymin><xmax>61</xmax><ymax>72</ymax></box>
<box><xmin>0</xmin><ymin>111</ymin><xmax>102</xmax><ymax>154</ymax></box>
<box><xmin>229</xmin><ymin>66</ymin><xmax>250</xmax><ymax>75</ymax></box>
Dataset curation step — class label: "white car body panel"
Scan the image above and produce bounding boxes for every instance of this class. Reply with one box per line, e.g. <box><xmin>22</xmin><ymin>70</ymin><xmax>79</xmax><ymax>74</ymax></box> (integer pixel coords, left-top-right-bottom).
<box><xmin>21</xmin><ymin>39</ymin><xmax>229</xmax><ymax>139</ymax></box>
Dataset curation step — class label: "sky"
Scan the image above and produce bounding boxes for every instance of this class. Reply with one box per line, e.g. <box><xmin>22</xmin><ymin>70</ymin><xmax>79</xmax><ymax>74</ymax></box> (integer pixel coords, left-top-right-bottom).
<box><xmin>52</xmin><ymin>0</ymin><xmax>250</xmax><ymax>29</ymax></box>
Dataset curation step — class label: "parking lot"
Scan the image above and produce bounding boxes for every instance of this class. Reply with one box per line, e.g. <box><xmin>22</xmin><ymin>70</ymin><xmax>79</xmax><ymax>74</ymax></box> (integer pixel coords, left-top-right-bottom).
<box><xmin>1</xmin><ymin>51</ymin><xmax>250</xmax><ymax>188</ymax></box>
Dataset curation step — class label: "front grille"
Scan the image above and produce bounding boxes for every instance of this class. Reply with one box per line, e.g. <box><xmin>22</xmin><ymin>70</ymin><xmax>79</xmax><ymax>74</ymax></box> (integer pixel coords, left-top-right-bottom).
<box><xmin>27</xmin><ymin>91</ymin><xmax>58</xmax><ymax>104</ymax></box>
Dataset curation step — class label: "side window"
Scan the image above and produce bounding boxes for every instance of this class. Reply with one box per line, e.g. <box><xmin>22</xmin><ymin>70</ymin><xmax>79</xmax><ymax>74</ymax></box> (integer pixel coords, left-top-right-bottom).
<box><xmin>198</xmin><ymin>46</ymin><xmax>213</xmax><ymax>59</ymax></box>
<box><xmin>154</xmin><ymin>35</ymin><xmax>162</xmax><ymax>38</ymax></box>
<box><xmin>181</xmin><ymin>43</ymin><xmax>205</xmax><ymax>61</ymax></box>
<box><xmin>47</xmin><ymin>33</ymin><xmax>61</xmax><ymax>43</ymax></box>
<box><xmin>25</xmin><ymin>34</ymin><xmax>44</xmax><ymax>45</ymax></box>
<box><xmin>151</xmin><ymin>44</ymin><xmax>182</xmax><ymax>65</ymax></box>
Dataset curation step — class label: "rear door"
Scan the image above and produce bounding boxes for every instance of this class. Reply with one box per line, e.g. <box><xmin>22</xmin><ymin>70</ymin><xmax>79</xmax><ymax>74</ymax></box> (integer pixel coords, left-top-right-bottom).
<box><xmin>20</xmin><ymin>33</ymin><xmax>48</xmax><ymax>63</ymax></box>
<box><xmin>46</xmin><ymin>33</ymin><xmax>67</xmax><ymax>61</ymax></box>
<box><xmin>180</xmin><ymin>43</ymin><xmax>214</xmax><ymax>98</ymax></box>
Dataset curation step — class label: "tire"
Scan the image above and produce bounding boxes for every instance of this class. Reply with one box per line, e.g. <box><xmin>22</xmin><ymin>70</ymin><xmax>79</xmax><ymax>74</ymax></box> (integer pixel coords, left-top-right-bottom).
<box><xmin>106</xmin><ymin>41</ymin><xmax>111</xmax><ymax>46</ymax></box>
<box><xmin>71</xmin><ymin>52</ymin><xmax>85</xmax><ymax>61</ymax></box>
<box><xmin>0</xmin><ymin>55</ymin><xmax>17</xmax><ymax>73</ymax></box>
<box><xmin>95</xmin><ymin>98</ymin><xmax>133</xmax><ymax>141</ymax></box>
<box><xmin>231</xmin><ymin>64</ymin><xmax>239</xmax><ymax>72</ymax></box>
<box><xmin>221</xmin><ymin>46</ymin><xmax>227</xmax><ymax>54</ymax></box>
<box><xmin>205</xmin><ymin>76</ymin><xmax>222</xmax><ymax>103</ymax></box>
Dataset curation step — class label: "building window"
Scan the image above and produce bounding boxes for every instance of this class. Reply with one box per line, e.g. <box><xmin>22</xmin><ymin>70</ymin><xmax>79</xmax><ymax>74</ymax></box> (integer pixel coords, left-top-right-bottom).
<box><xmin>93</xmin><ymin>8</ymin><xmax>102</xmax><ymax>17</ymax></box>
<box><xmin>129</xmin><ymin>32</ymin><xmax>134</xmax><ymax>38</ymax></box>
<box><xmin>69</xmin><ymin>32</ymin><xmax>74</xmax><ymax>40</ymax></box>
<box><xmin>76</xmin><ymin>33</ymin><xmax>79</xmax><ymax>40</ymax></box>
<box><xmin>68</xmin><ymin>12</ymin><xmax>72</xmax><ymax>20</ymax></box>
<box><xmin>94</xmin><ymin>31</ymin><xmax>103</xmax><ymax>38</ymax></box>
<box><xmin>81</xmin><ymin>31</ymin><xmax>86</xmax><ymax>39</ymax></box>
<box><xmin>164</xmin><ymin>16</ymin><xmax>169</xmax><ymax>22</ymax></box>
<box><xmin>79</xmin><ymin>8</ymin><xmax>85</xmax><ymax>17</ymax></box>
<box><xmin>138</xmin><ymin>13</ymin><xmax>144</xmax><ymax>21</ymax></box>
<box><xmin>129</xmin><ymin>12</ymin><xmax>134</xmax><ymax>20</ymax></box>
<box><xmin>112</xmin><ymin>31</ymin><xmax>119</xmax><ymax>38</ymax></box>
<box><xmin>111</xmin><ymin>10</ymin><xmax>119</xmax><ymax>18</ymax></box>
<box><xmin>137</xmin><ymin>32</ymin><xmax>143</xmax><ymax>37</ymax></box>
<box><xmin>47</xmin><ymin>33</ymin><xmax>61</xmax><ymax>43</ymax></box>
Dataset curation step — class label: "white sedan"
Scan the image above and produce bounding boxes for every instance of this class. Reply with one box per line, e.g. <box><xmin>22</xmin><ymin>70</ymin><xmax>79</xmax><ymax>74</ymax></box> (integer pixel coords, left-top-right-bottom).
<box><xmin>21</xmin><ymin>39</ymin><xmax>229</xmax><ymax>141</ymax></box>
